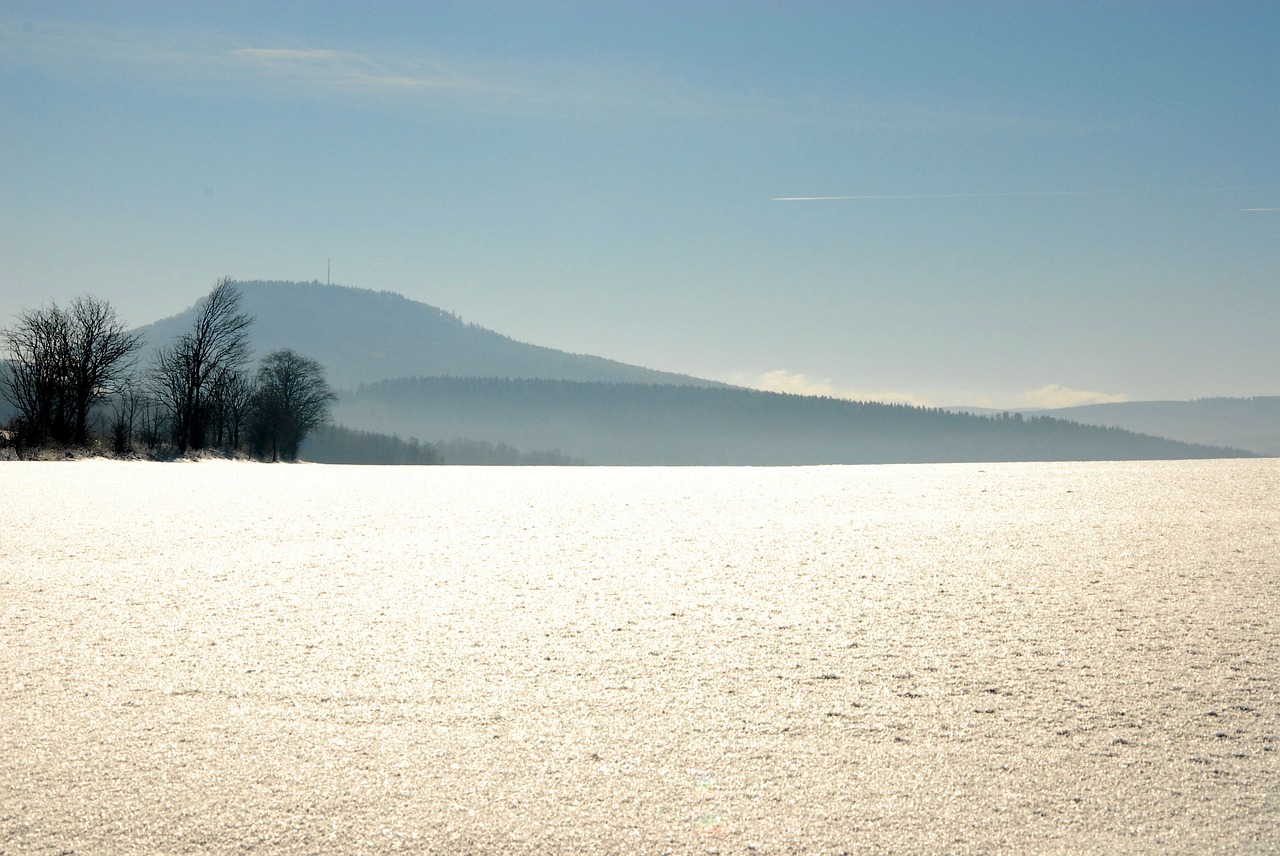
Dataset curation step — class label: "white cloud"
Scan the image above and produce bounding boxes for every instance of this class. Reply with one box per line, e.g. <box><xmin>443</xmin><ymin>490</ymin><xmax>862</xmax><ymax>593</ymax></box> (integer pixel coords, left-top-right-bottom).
<box><xmin>1017</xmin><ymin>384</ymin><xmax>1129</xmax><ymax>409</ymax></box>
<box><xmin>734</xmin><ymin>370</ymin><xmax>931</xmax><ymax>407</ymax></box>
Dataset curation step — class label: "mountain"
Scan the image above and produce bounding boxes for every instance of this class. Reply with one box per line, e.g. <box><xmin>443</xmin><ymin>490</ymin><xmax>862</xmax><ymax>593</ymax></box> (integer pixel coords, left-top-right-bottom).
<box><xmin>133</xmin><ymin>280</ymin><xmax>725</xmax><ymax>390</ymax></box>
<box><xmin>328</xmin><ymin>377</ymin><xmax>1249</xmax><ymax>466</ymax></box>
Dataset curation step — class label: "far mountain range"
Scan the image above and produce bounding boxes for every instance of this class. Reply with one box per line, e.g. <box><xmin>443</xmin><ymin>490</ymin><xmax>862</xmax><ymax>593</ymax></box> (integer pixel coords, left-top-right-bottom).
<box><xmin>117</xmin><ymin>280</ymin><xmax>1275</xmax><ymax>464</ymax></box>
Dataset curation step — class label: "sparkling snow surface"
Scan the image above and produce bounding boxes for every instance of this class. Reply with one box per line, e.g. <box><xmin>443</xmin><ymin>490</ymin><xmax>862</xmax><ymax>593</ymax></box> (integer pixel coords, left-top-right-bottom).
<box><xmin>2</xmin><ymin>459</ymin><xmax>1278</xmax><ymax>853</ymax></box>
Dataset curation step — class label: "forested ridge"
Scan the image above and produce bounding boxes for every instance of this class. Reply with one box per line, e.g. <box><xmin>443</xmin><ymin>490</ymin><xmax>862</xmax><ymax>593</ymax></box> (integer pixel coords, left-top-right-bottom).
<box><xmin>333</xmin><ymin>376</ymin><xmax>1250</xmax><ymax>466</ymax></box>
<box><xmin>1034</xmin><ymin>397</ymin><xmax>1280</xmax><ymax>456</ymax></box>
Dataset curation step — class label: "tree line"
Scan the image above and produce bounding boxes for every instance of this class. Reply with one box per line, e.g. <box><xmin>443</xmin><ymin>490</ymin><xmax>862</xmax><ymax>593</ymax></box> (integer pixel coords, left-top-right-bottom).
<box><xmin>1</xmin><ymin>278</ymin><xmax>334</xmax><ymax>461</ymax></box>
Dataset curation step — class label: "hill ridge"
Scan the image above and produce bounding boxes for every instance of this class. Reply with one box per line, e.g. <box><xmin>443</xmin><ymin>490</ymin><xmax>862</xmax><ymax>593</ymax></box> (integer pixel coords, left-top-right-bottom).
<box><xmin>134</xmin><ymin>280</ymin><xmax>728</xmax><ymax>390</ymax></box>
<box><xmin>329</xmin><ymin>375</ymin><xmax>1251</xmax><ymax>466</ymax></box>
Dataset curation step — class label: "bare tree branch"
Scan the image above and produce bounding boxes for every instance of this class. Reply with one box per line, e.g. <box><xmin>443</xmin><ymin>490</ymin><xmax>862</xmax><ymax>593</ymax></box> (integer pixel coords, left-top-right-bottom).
<box><xmin>149</xmin><ymin>277</ymin><xmax>253</xmax><ymax>452</ymax></box>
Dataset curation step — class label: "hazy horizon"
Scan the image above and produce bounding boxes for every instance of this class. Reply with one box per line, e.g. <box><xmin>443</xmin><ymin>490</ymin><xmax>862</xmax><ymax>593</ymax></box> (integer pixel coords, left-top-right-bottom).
<box><xmin>3</xmin><ymin>3</ymin><xmax>1277</xmax><ymax>409</ymax></box>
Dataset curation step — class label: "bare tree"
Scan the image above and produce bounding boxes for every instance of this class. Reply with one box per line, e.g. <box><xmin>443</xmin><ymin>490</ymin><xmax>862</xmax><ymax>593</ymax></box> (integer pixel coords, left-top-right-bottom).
<box><xmin>150</xmin><ymin>277</ymin><xmax>253</xmax><ymax>452</ymax></box>
<box><xmin>108</xmin><ymin>379</ymin><xmax>147</xmax><ymax>455</ymax></box>
<box><xmin>151</xmin><ymin>340</ymin><xmax>194</xmax><ymax>449</ymax></box>
<box><xmin>64</xmin><ymin>296</ymin><xmax>145</xmax><ymax>445</ymax></box>
<box><xmin>1</xmin><ymin>296</ymin><xmax>142</xmax><ymax>447</ymax></box>
<box><xmin>251</xmin><ymin>349</ymin><xmax>336</xmax><ymax>461</ymax></box>
<box><xmin>207</xmin><ymin>367</ymin><xmax>255</xmax><ymax>453</ymax></box>
<box><xmin>1</xmin><ymin>304</ymin><xmax>67</xmax><ymax>445</ymax></box>
<box><xmin>137</xmin><ymin>396</ymin><xmax>168</xmax><ymax>452</ymax></box>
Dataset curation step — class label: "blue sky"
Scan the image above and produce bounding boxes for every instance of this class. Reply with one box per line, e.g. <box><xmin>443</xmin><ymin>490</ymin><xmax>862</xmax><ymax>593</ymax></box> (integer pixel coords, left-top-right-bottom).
<box><xmin>2</xmin><ymin>1</ymin><xmax>1277</xmax><ymax>407</ymax></box>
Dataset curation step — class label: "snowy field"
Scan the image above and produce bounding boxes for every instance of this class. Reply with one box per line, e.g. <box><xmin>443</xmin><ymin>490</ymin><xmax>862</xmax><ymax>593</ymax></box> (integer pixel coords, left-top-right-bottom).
<box><xmin>2</xmin><ymin>459</ymin><xmax>1278</xmax><ymax>853</ymax></box>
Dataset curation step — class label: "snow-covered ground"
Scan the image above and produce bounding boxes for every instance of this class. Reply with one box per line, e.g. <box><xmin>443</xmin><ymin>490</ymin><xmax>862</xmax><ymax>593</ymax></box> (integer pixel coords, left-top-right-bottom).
<box><xmin>3</xmin><ymin>459</ymin><xmax>1277</xmax><ymax>853</ymax></box>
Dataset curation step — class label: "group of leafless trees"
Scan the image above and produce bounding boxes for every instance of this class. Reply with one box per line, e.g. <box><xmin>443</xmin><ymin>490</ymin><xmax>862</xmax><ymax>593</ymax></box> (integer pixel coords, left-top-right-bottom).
<box><xmin>1</xmin><ymin>278</ymin><xmax>334</xmax><ymax>461</ymax></box>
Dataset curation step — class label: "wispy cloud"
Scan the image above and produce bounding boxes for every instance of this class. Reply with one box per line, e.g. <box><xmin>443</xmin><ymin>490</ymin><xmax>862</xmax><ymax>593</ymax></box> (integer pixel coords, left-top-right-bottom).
<box><xmin>227</xmin><ymin>47</ymin><xmax>485</xmax><ymax>94</ymax></box>
<box><xmin>1017</xmin><ymin>384</ymin><xmax>1128</xmax><ymax>408</ymax></box>
<box><xmin>0</xmin><ymin>18</ymin><xmax>489</xmax><ymax>100</ymax></box>
<box><xmin>735</xmin><ymin>369</ymin><xmax>931</xmax><ymax>407</ymax></box>
<box><xmin>0</xmin><ymin>16</ymin><xmax>1075</xmax><ymax>131</ymax></box>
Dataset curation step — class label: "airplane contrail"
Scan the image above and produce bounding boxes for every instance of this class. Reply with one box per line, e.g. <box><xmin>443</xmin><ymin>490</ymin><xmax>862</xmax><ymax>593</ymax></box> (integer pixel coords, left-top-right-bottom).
<box><xmin>773</xmin><ymin>187</ymin><xmax>1279</xmax><ymax>202</ymax></box>
<box><xmin>772</xmin><ymin>191</ymin><xmax>1110</xmax><ymax>201</ymax></box>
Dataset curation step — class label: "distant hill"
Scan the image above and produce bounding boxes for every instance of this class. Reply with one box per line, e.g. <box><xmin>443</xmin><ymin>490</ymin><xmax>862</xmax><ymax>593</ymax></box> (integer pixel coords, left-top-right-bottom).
<box><xmin>1034</xmin><ymin>398</ymin><xmax>1280</xmax><ymax>456</ymax></box>
<box><xmin>950</xmin><ymin>398</ymin><xmax>1280</xmax><ymax>456</ymax></box>
<box><xmin>133</xmin><ymin>280</ymin><xmax>726</xmax><ymax>390</ymax></box>
<box><xmin>330</xmin><ymin>377</ymin><xmax>1250</xmax><ymax>466</ymax></box>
